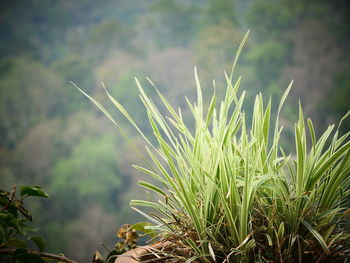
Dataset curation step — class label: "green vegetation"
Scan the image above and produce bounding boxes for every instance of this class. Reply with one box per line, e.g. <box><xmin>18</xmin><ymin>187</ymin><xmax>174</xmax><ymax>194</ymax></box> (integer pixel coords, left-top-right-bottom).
<box><xmin>0</xmin><ymin>0</ymin><xmax>349</xmax><ymax>261</ymax></box>
<box><xmin>81</xmin><ymin>32</ymin><xmax>350</xmax><ymax>262</ymax></box>
<box><xmin>0</xmin><ymin>185</ymin><xmax>76</xmax><ymax>263</ymax></box>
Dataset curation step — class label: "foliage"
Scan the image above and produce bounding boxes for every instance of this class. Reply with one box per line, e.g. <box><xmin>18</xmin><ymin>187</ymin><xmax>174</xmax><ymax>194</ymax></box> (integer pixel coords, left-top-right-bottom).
<box><xmin>151</xmin><ymin>0</ymin><xmax>200</xmax><ymax>47</ymax></box>
<box><xmin>0</xmin><ymin>57</ymin><xmax>65</xmax><ymax>148</ymax></box>
<box><xmin>1</xmin><ymin>0</ymin><xmax>350</xmax><ymax>261</ymax></box>
<box><xmin>50</xmin><ymin>135</ymin><xmax>123</xmax><ymax>210</ymax></box>
<box><xmin>324</xmin><ymin>68</ymin><xmax>350</xmax><ymax>134</ymax></box>
<box><xmin>246</xmin><ymin>0</ymin><xmax>295</xmax><ymax>37</ymax></box>
<box><xmin>93</xmin><ymin>222</ymin><xmax>156</xmax><ymax>263</ymax></box>
<box><xmin>79</xmin><ymin>33</ymin><xmax>350</xmax><ymax>262</ymax></box>
<box><xmin>0</xmin><ymin>185</ymin><xmax>76</xmax><ymax>263</ymax></box>
<box><xmin>201</xmin><ymin>0</ymin><xmax>237</xmax><ymax>27</ymax></box>
<box><xmin>247</xmin><ymin>41</ymin><xmax>288</xmax><ymax>85</ymax></box>
<box><xmin>87</xmin><ymin>19</ymin><xmax>134</xmax><ymax>58</ymax></box>
<box><xmin>244</xmin><ymin>0</ymin><xmax>350</xmax><ymax>132</ymax></box>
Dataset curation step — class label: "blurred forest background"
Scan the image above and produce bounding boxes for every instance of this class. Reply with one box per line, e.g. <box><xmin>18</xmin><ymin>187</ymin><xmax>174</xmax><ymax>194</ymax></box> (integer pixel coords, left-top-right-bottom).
<box><xmin>0</xmin><ymin>0</ymin><xmax>349</xmax><ymax>261</ymax></box>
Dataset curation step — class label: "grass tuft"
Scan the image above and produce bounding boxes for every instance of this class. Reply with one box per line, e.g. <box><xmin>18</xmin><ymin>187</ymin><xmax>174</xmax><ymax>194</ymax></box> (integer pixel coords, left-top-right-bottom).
<box><xmin>76</xmin><ymin>32</ymin><xmax>350</xmax><ymax>262</ymax></box>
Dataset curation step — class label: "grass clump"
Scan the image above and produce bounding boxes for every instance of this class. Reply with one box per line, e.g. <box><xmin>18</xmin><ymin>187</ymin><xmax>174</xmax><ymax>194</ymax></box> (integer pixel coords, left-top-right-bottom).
<box><xmin>76</xmin><ymin>32</ymin><xmax>350</xmax><ymax>262</ymax></box>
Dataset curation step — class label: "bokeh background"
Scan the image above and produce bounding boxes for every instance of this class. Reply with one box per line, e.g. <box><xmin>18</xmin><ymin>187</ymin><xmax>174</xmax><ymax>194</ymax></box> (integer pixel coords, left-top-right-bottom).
<box><xmin>0</xmin><ymin>0</ymin><xmax>349</xmax><ymax>261</ymax></box>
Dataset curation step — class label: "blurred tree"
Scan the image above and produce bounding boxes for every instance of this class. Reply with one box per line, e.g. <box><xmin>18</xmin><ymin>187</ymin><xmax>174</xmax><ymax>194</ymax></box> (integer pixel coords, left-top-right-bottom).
<box><xmin>31</xmin><ymin>134</ymin><xmax>127</xmax><ymax>255</ymax></box>
<box><xmin>247</xmin><ymin>41</ymin><xmax>288</xmax><ymax>85</ymax></box>
<box><xmin>151</xmin><ymin>0</ymin><xmax>200</xmax><ymax>47</ymax></box>
<box><xmin>194</xmin><ymin>0</ymin><xmax>243</xmax><ymax>100</ymax></box>
<box><xmin>52</xmin><ymin>55</ymin><xmax>96</xmax><ymax>113</ymax></box>
<box><xmin>52</xmin><ymin>55</ymin><xmax>95</xmax><ymax>92</ymax></box>
<box><xmin>0</xmin><ymin>0</ymin><xmax>73</xmax><ymax>60</ymax></box>
<box><xmin>246</xmin><ymin>0</ymin><xmax>295</xmax><ymax>38</ymax></box>
<box><xmin>245</xmin><ymin>0</ymin><xmax>350</xmax><ymax>131</ymax></box>
<box><xmin>324</xmin><ymin>68</ymin><xmax>350</xmax><ymax>133</ymax></box>
<box><xmin>50</xmin><ymin>135</ymin><xmax>125</xmax><ymax>211</ymax></box>
<box><xmin>87</xmin><ymin>19</ymin><xmax>134</xmax><ymax>60</ymax></box>
<box><xmin>201</xmin><ymin>0</ymin><xmax>237</xmax><ymax>27</ymax></box>
<box><xmin>194</xmin><ymin>20</ymin><xmax>243</xmax><ymax>100</ymax></box>
<box><xmin>0</xmin><ymin>57</ymin><xmax>64</xmax><ymax>148</ymax></box>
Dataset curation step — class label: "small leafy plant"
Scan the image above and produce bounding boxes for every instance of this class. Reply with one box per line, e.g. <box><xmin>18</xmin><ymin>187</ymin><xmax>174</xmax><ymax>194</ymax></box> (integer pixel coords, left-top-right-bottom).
<box><xmin>77</xmin><ymin>32</ymin><xmax>350</xmax><ymax>262</ymax></box>
<box><xmin>0</xmin><ymin>185</ymin><xmax>77</xmax><ymax>263</ymax></box>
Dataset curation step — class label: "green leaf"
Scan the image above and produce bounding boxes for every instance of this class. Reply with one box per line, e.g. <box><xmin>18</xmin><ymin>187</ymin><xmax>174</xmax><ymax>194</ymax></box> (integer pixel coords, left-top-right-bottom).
<box><xmin>278</xmin><ymin>222</ymin><xmax>285</xmax><ymax>241</ymax></box>
<box><xmin>301</xmin><ymin>220</ymin><xmax>328</xmax><ymax>252</ymax></box>
<box><xmin>131</xmin><ymin>222</ymin><xmax>156</xmax><ymax>238</ymax></box>
<box><xmin>229</xmin><ymin>30</ymin><xmax>250</xmax><ymax>81</ymax></box>
<box><xmin>20</xmin><ymin>186</ymin><xmax>48</xmax><ymax>198</ymax></box>
<box><xmin>29</xmin><ymin>235</ymin><xmax>46</xmax><ymax>252</ymax></box>
<box><xmin>264</xmin><ymin>234</ymin><xmax>273</xmax><ymax>246</ymax></box>
<box><xmin>130</xmin><ymin>200</ymin><xmax>162</xmax><ymax>210</ymax></box>
<box><xmin>138</xmin><ymin>181</ymin><xmax>166</xmax><ymax>196</ymax></box>
<box><xmin>130</xmin><ymin>207</ymin><xmax>161</xmax><ymax>225</ymax></box>
<box><xmin>5</xmin><ymin>238</ymin><xmax>27</xmax><ymax>249</ymax></box>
